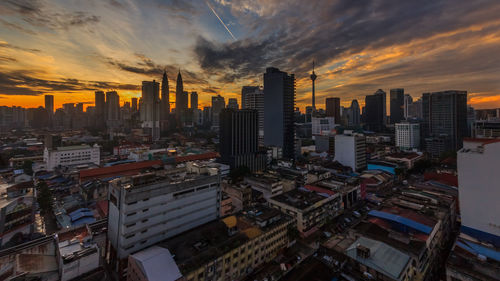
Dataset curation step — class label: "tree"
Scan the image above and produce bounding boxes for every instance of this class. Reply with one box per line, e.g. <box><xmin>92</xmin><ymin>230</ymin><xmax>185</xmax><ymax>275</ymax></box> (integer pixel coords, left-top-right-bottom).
<box><xmin>37</xmin><ymin>181</ymin><xmax>53</xmax><ymax>214</ymax></box>
<box><xmin>22</xmin><ymin>160</ymin><xmax>33</xmax><ymax>176</ymax></box>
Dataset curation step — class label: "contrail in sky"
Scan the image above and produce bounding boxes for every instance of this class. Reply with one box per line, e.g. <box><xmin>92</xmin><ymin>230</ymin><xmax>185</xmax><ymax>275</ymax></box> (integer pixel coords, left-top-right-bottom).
<box><xmin>206</xmin><ymin>1</ymin><xmax>237</xmax><ymax>41</ymax></box>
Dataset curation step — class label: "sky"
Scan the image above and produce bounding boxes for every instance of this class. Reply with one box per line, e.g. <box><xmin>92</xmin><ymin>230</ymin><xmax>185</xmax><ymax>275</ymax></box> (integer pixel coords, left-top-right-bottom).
<box><xmin>1</xmin><ymin>0</ymin><xmax>500</xmax><ymax>111</ymax></box>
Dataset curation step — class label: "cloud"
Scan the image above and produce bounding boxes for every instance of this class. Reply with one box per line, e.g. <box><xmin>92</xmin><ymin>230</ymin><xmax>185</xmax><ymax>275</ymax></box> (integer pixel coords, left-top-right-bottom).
<box><xmin>0</xmin><ymin>70</ymin><xmax>140</xmax><ymax>96</ymax></box>
<box><xmin>105</xmin><ymin>53</ymin><xmax>209</xmax><ymax>85</ymax></box>
<box><xmin>0</xmin><ymin>0</ymin><xmax>100</xmax><ymax>30</ymax></box>
<box><xmin>0</xmin><ymin>41</ymin><xmax>41</xmax><ymax>53</ymax></box>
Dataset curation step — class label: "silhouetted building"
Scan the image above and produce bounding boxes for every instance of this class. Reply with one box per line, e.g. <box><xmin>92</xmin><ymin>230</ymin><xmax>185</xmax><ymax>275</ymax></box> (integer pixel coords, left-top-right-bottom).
<box><xmin>44</xmin><ymin>95</ymin><xmax>54</xmax><ymax>115</ymax></box>
<box><xmin>140</xmin><ymin>81</ymin><xmax>160</xmax><ymax>140</ymax></box>
<box><xmin>390</xmin><ymin>88</ymin><xmax>404</xmax><ymax>124</ymax></box>
<box><xmin>211</xmin><ymin>95</ymin><xmax>225</xmax><ymax>129</ymax></box>
<box><xmin>175</xmin><ymin>71</ymin><xmax>188</xmax><ymax>120</ymax></box>
<box><xmin>422</xmin><ymin>90</ymin><xmax>468</xmax><ymax>157</ymax></box>
<box><xmin>95</xmin><ymin>91</ymin><xmax>105</xmax><ymax>129</ymax></box>
<box><xmin>131</xmin><ymin>97</ymin><xmax>138</xmax><ymax>113</ymax></box>
<box><xmin>190</xmin><ymin>91</ymin><xmax>198</xmax><ymax>109</ymax></box>
<box><xmin>161</xmin><ymin>71</ymin><xmax>170</xmax><ymax>120</ymax></box>
<box><xmin>325</xmin><ymin>97</ymin><xmax>341</xmax><ymax>123</ymax></box>
<box><xmin>227</xmin><ymin>98</ymin><xmax>238</xmax><ymax>110</ymax></box>
<box><xmin>241</xmin><ymin>86</ymin><xmax>260</xmax><ymax>109</ymax></box>
<box><xmin>364</xmin><ymin>90</ymin><xmax>386</xmax><ymax>132</ymax></box>
<box><xmin>404</xmin><ymin>94</ymin><xmax>413</xmax><ymax>119</ymax></box>
<box><xmin>264</xmin><ymin>67</ymin><xmax>295</xmax><ymax>159</ymax></box>
<box><xmin>349</xmin><ymin>99</ymin><xmax>361</xmax><ymax>127</ymax></box>
<box><xmin>242</xmin><ymin>87</ymin><xmax>264</xmax><ymax>144</ymax></box>
<box><xmin>219</xmin><ymin>109</ymin><xmax>266</xmax><ymax>171</ymax></box>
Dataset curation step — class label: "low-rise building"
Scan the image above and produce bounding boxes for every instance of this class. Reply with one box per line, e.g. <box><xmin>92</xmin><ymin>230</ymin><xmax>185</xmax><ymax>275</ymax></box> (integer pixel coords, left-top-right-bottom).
<box><xmin>0</xmin><ymin>181</ymin><xmax>34</xmax><ymax>247</ymax></box>
<box><xmin>268</xmin><ymin>188</ymin><xmax>342</xmax><ymax>236</ymax></box>
<box><xmin>129</xmin><ymin>205</ymin><xmax>293</xmax><ymax>281</ymax></box>
<box><xmin>385</xmin><ymin>152</ymin><xmax>424</xmax><ymax>169</ymax></box>
<box><xmin>244</xmin><ymin>173</ymin><xmax>284</xmax><ymax>199</ymax></box>
<box><xmin>44</xmin><ymin>144</ymin><xmax>100</xmax><ymax>171</ymax></box>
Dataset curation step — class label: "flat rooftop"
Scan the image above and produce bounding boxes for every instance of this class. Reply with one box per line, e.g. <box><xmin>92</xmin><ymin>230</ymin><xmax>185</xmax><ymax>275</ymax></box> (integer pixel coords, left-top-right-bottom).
<box><xmin>269</xmin><ymin>188</ymin><xmax>330</xmax><ymax>210</ymax></box>
<box><xmin>158</xmin><ymin>205</ymin><xmax>289</xmax><ymax>274</ymax></box>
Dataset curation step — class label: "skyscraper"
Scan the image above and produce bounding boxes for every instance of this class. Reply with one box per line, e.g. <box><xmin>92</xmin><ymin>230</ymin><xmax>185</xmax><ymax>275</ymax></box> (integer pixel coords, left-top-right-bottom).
<box><xmin>175</xmin><ymin>71</ymin><xmax>188</xmax><ymax>118</ymax></box>
<box><xmin>227</xmin><ymin>98</ymin><xmax>238</xmax><ymax>110</ymax></box>
<box><xmin>44</xmin><ymin>95</ymin><xmax>54</xmax><ymax>115</ymax></box>
<box><xmin>242</xmin><ymin>87</ymin><xmax>264</xmax><ymax>144</ymax></box>
<box><xmin>219</xmin><ymin>108</ymin><xmax>266</xmax><ymax>171</ymax></box>
<box><xmin>190</xmin><ymin>92</ymin><xmax>198</xmax><ymax>109</ymax></box>
<box><xmin>325</xmin><ymin>97</ymin><xmax>341</xmax><ymax>123</ymax></box>
<box><xmin>241</xmin><ymin>86</ymin><xmax>260</xmax><ymax>109</ymax></box>
<box><xmin>94</xmin><ymin>91</ymin><xmax>105</xmax><ymax>130</ymax></box>
<box><xmin>349</xmin><ymin>99</ymin><xmax>361</xmax><ymax>126</ymax></box>
<box><xmin>105</xmin><ymin>91</ymin><xmax>120</xmax><ymax>121</ymax></box>
<box><xmin>131</xmin><ymin>97</ymin><xmax>138</xmax><ymax>113</ymax></box>
<box><xmin>263</xmin><ymin>67</ymin><xmax>295</xmax><ymax>159</ymax></box>
<box><xmin>211</xmin><ymin>95</ymin><xmax>225</xmax><ymax>129</ymax></box>
<box><xmin>161</xmin><ymin>70</ymin><xmax>170</xmax><ymax>120</ymax></box>
<box><xmin>403</xmin><ymin>94</ymin><xmax>413</xmax><ymax>119</ymax></box>
<box><xmin>364</xmin><ymin>90</ymin><xmax>386</xmax><ymax>132</ymax></box>
<box><xmin>390</xmin><ymin>88</ymin><xmax>404</xmax><ymax>124</ymax></box>
<box><xmin>140</xmin><ymin>81</ymin><xmax>161</xmax><ymax>140</ymax></box>
<box><xmin>422</xmin><ymin>90</ymin><xmax>467</xmax><ymax>157</ymax></box>
<box><xmin>310</xmin><ymin>61</ymin><xmax>317</xmax><ymax>110</ymax></box>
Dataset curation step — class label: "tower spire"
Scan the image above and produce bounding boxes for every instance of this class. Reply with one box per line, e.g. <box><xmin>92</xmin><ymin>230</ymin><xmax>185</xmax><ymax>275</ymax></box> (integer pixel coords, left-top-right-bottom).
<box><xmin>310</xmin><ymin>60</ymin><xmax>317</xmax><ymax>111</ymax></box>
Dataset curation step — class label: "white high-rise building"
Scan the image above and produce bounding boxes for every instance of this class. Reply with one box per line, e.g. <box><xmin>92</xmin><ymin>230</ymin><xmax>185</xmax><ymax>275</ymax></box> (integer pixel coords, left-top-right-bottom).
<box><xmin>457</xmin><ymin>139</ymin><xmax>500</xmax><ymax>246</ymax></box>
<box><xmin>107</xmin><ymin>162</ymin><xmax>222</xmax><ymax>277</ymax></box>
<box><xmin>395</xmin><ymin>122</ymin><xmax>420</xmax><ymax>150</ymax></box>
<box><xmin>334</xmin><ymin>130</ymin><xmax>366</xmax><ymax>171</ymax></box>
<box><xmin>312</xmin><ymin>116</ymin><xmax>336</xmax><ymax>135</ymax></box>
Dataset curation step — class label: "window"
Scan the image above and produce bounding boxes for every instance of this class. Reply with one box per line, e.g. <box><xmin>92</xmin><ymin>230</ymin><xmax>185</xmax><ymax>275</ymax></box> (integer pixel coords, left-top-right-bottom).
<box><xmin>142</xmin><ymin>208</ymin><xmax>149</xmax><ymax>212</ymax></box>
<box><xmin>142</xmin><ymin>219</ymin><xmax>148</xmax><ymax>223</ymax></box>
<box><xmin>126</xmin><ymin>223</ymin><xmax>136</xmax><ymax>228</ymax></box>
<box><xmin>127</xmin><ymin>212</ymin><xmax>136</xmax><ymax>217</ymax></box>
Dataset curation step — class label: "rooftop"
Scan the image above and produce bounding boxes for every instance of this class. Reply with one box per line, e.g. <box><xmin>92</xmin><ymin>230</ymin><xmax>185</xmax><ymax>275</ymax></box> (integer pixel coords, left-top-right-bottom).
<box><xmin>158</xmin><ymin>205</ymin><xmax>289</xmax><ymax>274</ymax></box>
<box><xmin>55</xmin><ymin>145</ymin><xmax>93</xmax><ymax>151</ymax></box>
<box><xmin>130</xmin><ymin>246</ymin><xmax>182</xmax><ymax>281</ymax></box>
<box><xmin>269</xmin><ymin>188</ymin><xmax>332</xmax><ymax>210</ymax></box>
<box><xmin>346</xmin><ymin>236</ymin><xmax>411</xmax><ymax>280</ymax></box>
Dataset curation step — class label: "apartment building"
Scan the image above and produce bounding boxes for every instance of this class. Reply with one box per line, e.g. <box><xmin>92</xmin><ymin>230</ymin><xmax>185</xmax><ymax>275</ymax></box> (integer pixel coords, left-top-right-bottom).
<box><xmin>107</xmin><ymin>162</ymin><xmax>222</xmax><ymax>278</ymax></box>
<box><xmin>127</xmin><ymin>205</ymin><xmax>293</xmax><ymax>281</ymax></box>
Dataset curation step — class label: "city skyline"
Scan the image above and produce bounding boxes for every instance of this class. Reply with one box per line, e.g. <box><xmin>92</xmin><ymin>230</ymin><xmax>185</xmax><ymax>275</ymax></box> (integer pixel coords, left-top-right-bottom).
<box><xmin>1</xmin><ymin>0</ymin><xmax>500</xmax><ymax>110</ymax></box>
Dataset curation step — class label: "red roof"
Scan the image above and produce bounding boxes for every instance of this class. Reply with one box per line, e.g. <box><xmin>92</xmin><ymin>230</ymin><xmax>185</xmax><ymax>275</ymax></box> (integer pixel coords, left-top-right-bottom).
<box><xmin>463</xmin><ymin>138</ymin><xmax>500</xmax><ymax>145</ymax></box>
<box><xmin>304</xmin><ymin>185</ymin><xmax>336</xmax><ymax>196</ymax></box>
<box><xmin>58</xmin><ymin>225</ymin><xmax>89</xmax><ymax>242</ymax></box>
<box><xmin>175</xmin><ymin>152</ymin><xmax>219</xmax><ymax>163</ymax></box>
<box><xmin>79</xmin><ymin>160</ymin><xmax>162</xmax><ymax>180</ymax></box>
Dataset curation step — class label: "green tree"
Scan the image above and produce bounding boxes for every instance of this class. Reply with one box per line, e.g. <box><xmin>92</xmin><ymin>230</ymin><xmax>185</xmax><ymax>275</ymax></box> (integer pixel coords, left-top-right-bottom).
<box><xmin>37</xmin><ymin>181</ymin><xmax>53</xmax><ymax>214</ymax></box>
<box><xmin>22</xmin><ymin>160</ymin><xmax>33</xmax><ymax>176</ymax></box>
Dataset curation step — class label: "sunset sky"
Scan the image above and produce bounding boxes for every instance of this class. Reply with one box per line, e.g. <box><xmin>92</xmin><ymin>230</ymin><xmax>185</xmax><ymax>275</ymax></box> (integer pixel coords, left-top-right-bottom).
<box><xmin>1</xmin><ymin>0</ymin><xmax>500</xmax><ymax>111</ymax></box>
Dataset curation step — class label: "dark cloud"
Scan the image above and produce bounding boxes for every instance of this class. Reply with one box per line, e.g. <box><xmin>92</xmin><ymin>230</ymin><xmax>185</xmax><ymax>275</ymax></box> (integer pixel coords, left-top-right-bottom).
<box><xmin>194</xmin><ymin>0</ymin><xmax>500</xmax><ymax>83</ymax></box>
<box><xmin>105</xmin><ymin>53</ymin><xmax>209</xmax><ymax>86</ymax></box>
<box><xmin>0</xmin><ymin>18</ymin><xmax>37</xmax><ymax>35</ymax></box>
<box><xmin>0</xmin><ymin>70</ymin><xmax>140</xmax><ymax>96</ymax></box>
<box><xmin>0</xmin><ymin>0</ymin><xmax>100</xmax><ymax>30</ymax></box>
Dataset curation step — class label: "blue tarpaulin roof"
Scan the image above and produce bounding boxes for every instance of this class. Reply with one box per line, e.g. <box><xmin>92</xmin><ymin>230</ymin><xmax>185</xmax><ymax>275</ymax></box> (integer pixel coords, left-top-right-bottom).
<box><xmin>72</xmin><ymin>217</ymin><xmax>96</xmax><ymax>227</ymax></box>
<box><xmin>69</xmin><ymin>208</ymin><xmax>94</xmax><ymax>222</ymax></box>
<box><xmin>368</xmin><ymin>210</ymin><xmax>432</xmax><ymax>234</ymax></box>
<box><xmin>457</xmin><ymin>240</ymin><xmax>500</xmax><ymax>262</ymax></box>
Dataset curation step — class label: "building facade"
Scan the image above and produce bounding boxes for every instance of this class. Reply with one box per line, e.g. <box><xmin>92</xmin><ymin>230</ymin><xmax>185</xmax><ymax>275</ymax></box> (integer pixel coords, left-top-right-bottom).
<box><xmin>107</xmin><ymin>163</ymin><xmax>222</xmax><ymax>277</ymax></box>
<box><xmin>263</xmin><ymin>67</ymin><xmax>296</xmax><ymax>159</ymax></box>
<box><xmin>325</xmin><ymin>97</ymin><xmax>341</xmax><ymax>123</ymax></box>
<box><xmin>395</xmin><ymin>122</ymin><xmax>420</xmax><ymax>150</ymax></box>
<box><xmin>334</xmin><ymin>131</ymin><xmax>367</xmax><ymax>171</ymax></box>
<box><xmin>390</xmin><ymin>88</ymin><xmax>405</xmax><ymax>124</ymax></box>
<box><xmin>43</xmin><ymin>144</ymin><xmax>100</xmax><ymax>171</ymax></box>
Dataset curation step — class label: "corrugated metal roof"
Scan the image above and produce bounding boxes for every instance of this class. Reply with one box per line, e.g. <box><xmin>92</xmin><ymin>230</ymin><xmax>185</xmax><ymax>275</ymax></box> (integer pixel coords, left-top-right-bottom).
<box><xmin>457</xmin><ymin>239</ymin><xmax>500</xmax><ymax>262</ymax></box>
<box><xmin>368</xmin><ymin>210</ymin><xmax>433</xmax><ymax>234</ymax></box>
<box><xmin>131</xmin><ymin>246</ymin><xmax>182</xmax><ymax>281</ymax></box>
<box><xmin>346</xmin><ymin>236</ymin><xmax>410</xmax><ymax>280</ymax></box>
